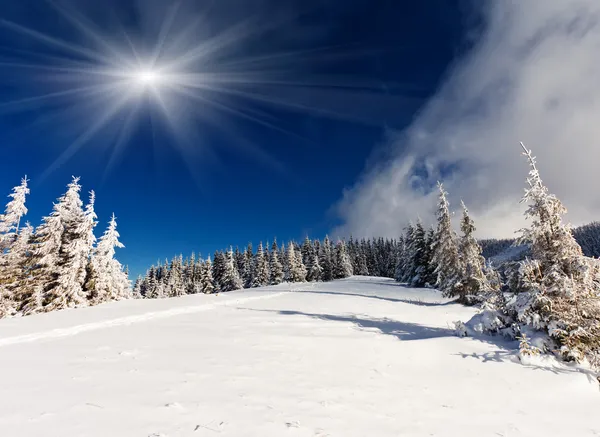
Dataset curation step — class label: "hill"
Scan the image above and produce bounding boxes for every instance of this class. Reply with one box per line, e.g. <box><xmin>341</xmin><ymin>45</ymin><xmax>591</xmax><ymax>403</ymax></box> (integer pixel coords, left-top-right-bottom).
<box><xmin>0</xmin><ymin>277</ymin><xmax>598</xmax><ymax>436</ymax></box>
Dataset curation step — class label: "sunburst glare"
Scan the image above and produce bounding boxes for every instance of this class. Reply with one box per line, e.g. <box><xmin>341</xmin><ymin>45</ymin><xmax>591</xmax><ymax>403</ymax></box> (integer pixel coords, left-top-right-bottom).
<box><xmin>0</xmin><ymin>0</ymin><xmax>410</xmax><ymax>181</ymax></box>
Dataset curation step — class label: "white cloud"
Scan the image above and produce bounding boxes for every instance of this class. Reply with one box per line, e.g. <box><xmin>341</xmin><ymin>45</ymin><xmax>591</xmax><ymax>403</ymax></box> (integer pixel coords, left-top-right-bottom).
<box><xmin>334</xmin><ymin>0</ymin><xmax>600</xmax><ymax>239</ymax></box>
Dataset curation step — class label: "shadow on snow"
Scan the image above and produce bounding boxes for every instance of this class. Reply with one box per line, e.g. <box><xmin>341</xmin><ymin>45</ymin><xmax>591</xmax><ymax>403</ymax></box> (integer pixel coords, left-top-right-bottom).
<box><xmin>291</xmin><ymin>290</ymin><xmax>459</xmax><ymax>308</ymax></box>
<box><xmin>245</xmin><ymin>305</ymin><xmax>598</xmax><ymax>382</ymax></box>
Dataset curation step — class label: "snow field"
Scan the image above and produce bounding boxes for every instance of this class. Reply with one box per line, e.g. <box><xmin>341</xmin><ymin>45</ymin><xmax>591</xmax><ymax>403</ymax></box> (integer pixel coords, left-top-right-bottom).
<box><xmin>0</xmin><ymin>277</ymin><xmax>598</xmax><ymax>437</ymax></box>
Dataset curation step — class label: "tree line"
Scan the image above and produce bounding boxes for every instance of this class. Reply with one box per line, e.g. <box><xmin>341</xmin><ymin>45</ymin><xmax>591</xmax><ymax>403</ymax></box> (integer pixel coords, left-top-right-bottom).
<box><xmin>0</xmin><ymin>177</ymin><xmax>130</xmax><ymax>318</ymax></box>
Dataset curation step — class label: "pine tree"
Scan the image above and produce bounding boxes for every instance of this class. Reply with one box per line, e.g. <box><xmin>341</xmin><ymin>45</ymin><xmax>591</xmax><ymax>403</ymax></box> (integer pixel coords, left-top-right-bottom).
<box><xmin>319</xmin><ymin>236</ymin><xmax>334</xmax><ymax>281</ymax></box>
<box><xmin>285</xmin><ymin>241</ymin><xmax>306</xmax><ymax>282</ymax></box>
<box><xmin>305</xmin><ymin>239</ymin><xmax>322</xmax><ymax>282</ymax></box>
<box><xmin>0</xmin><ymin>223</ymin><xmax>33</xmax><ymax>316</ymax></box>
<box><xmin>252</xmin><ymin>242</ymin><xmax>269</xmax><ymax>287</ymax></box>
<box><xmin>431</xmin><ymin>182</ymin><xmax>461</xmax><ymax>297</ymax></box>
<box><xmin>42</xmin><ymin>177</ymin><xmax>91</xmax><ymax>311</ymax></box>
<box><xmin>234</xmin><ymin>247</ymin><xmax>244</xmax><ymax>279</ymax></box>
<box><xmin>166</xmin><ymin>255</ymin><xmax>185</xmax><ymax>297</ymax></box>
<box><xmin>333</xmin><ymin>240</ymin><xmax>353</xmax><ymax>279</ymax></box>
<box><xmin>243</xmin><ymin>243</ymin><xmax>254</xmax><ymax>288</ymax></box>
<box><xmin>455</xmin><ymin>201</ymin><xmax>489</xmax><ymax>302</ymax></box>
<box><xmin>88</xmin><ymin>213</ymin><xmax>130</xmax><ymax>304</ymax></box>
<box><xmin>269</xmin><ymin>239</ymin><xmax>284</xmax><ymax>285</ymax></box>
<box><xmin>200</xmin><ymin>257</ymin><xmax>216</xmax><ymax>294</ymax></box>
<box><xmin>221</xmin><ymin>248</ymin><xmax>243</xmax><ymax>291</ymax></box>
<box><xmin>212</xmin><ymin>251</ymin><xmax>226</xmax><ymax>292</ymax></box>
<box><xmin>507</xmin><ymin>144</ymin><xmax>600</xmax><ymax>365</ymax></box>
<box><xmin>0</xmin><ymin>176</ymin><xmax>29</xmax><ymax>252</ymax></box>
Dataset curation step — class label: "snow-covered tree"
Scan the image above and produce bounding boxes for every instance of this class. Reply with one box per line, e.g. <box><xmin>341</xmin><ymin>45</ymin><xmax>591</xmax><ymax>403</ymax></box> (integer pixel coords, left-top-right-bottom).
<box><xmin>285</xmin><ymin>241</ymin><xmax>306</xmax><ymax>282</ymax></box>
<box><xmin>166</xmin><ymin>255</ymin><xmax>185</xmax><ymax>297</ymax></box>
<box><xmin>0</xmin><ymin>223</ymin><xmax>33</xmax><ymax>316</ymax></box>
<box><xmin>319</xmin><ymin>236</ymin><xmax>334</xmax><ymax>281</ymax></box>
<box><xmin>252</xmin><ymin>242</ymin><xmax>269</xmax><ymax>287</ymax></box>
<box><xmin>221</xmin><ymin>248</ymin><xmax>243</xmax><ymax>291</ymax></box>
<box><xmin>200</xmin><ymin>257</ymin><xmax>215</xmax><ymax>294</ymax></box>
<box><xmin>243</xmin><ymin>243</ymin><xmax>254</xmax><ymax>288</ymax></box>
<box><xmin>305</xmin><ymin>239</ymin><xmax>322</xmax><ymax>282</ymax></box>
<box><xmin>506</xmin><ymin>144</ymin><xmax>600</xmax><ymax>365</ymax></box>
<box><xmin>0</xmin><ymin>176</ymin><xmax>29</xmax><ymax>252</ymax></box>
<box><xmin>455</xmin><ymin>201</ymin><xmax>489</xmax><ymax>303</ymax></box>
<box><xmin>212</xmin><ymin>251</ymin><xmax>226</xmax><ymax>291</ymax></box>
<box><xmin>333</xmin><ymin>240</ymin><xmax>353</xmax><ymax>279</ymax></box>
<box><xmin>269</xmin><ymin>240</ymin><xmax>284</xmax><ymax>285</ymax></box>
<box><xmin>88</xmin><ymin>213</ymin><xmax>130</xmax><ymax>304</ymax></box>
<box><xmin>42</xmin><ymin>177</ymin><xmax>92</xmax><ymax>311</ymax></box>
<box><xmin>431</xmin><ymin>183</ymin><xmax>461</xmax><ymax>297</ymax></box>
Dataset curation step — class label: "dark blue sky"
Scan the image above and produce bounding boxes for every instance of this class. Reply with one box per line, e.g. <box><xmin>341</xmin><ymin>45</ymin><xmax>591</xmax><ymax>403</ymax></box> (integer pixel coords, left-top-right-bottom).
<box><xmin>0</xmin><ymin>0</ymin><xmax>472</xmax><ymax>277</ymax></box>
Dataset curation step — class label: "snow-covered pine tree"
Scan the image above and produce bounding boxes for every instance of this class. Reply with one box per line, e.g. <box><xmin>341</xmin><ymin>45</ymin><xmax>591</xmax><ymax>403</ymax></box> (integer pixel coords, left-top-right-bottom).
<box><xmin>294</xmin><ymin>242</ymin><xmax>307</xmax><ymax>282</ymax></box>
<box><xmin>409</xmin><ymin>220</ymin><xmax>429</xmax><ymax>287</ymax></box>
<box><xmin>333</xmin><ymin>240</ymin><xmax>353</xmax><ymax>279</ymax></box>
<box><xmin>212</xmin><ymin>251</ymin><xmax>226</xmax><ymax>292</ymax></box>
<box><xmin>132</xmin><ymin>276</ymin><xmax>143</xmax><ymax>298</ymax></box>
<box><xmin>90</xmin><ymin>213</ymin><xmax>130</xmax><ymax>303</ymax></box>
<box><xmin>506</xmin><ymin>144</ymin><xmax>600</xmax><ymax>366</ymax></box>
<box><xmin>0</xmin><ymin>223</ymin><xmax>33</xmax><ymax>316</ymax></box>
<box><xmin>394</xmin><ymin>236</ymin><xmax>406</xmax><ymax>282</ymax></box>
<box><xmin>200</xmin><ymin>257</ymin><xmax>216</xmax><ymax>294</ymax></box>
<box><xmin>301</xmin><ymin>236</ymin><xmax>313</xmax><ymax>267</ymax></box>
<box><xmin>431</xmin><ymin>182</ymin><xmax>461</xmax><ymax>297</ymax></box>
<box><xmin>41</xmin><ymin>177</ymin><xmax>93</xmax><ymax>311</ymax></box>
<box><xmin>252</xmin><ymin>242</ymin><xmax>269</xmax><ymax>287</ymax></box>
<box><xmin>221</xmin><ymin>247</ymin><xmax>243</xmax><ymax>291</ymax></box>
<box><xmin>455</xmin><ymin>201</ymin><xmax>490</xmax><ymax>303</ymax></box>
<box><xmin>305</xmin><ymin>239</ymin><xmax>322</xmax><ymax>282</ymax></box>
<box><xmin>269</xmin><ymin>239</ymin><xmax>284</xmax><ymax>285</ymax></box>
<box><xmin>0</xmin><ymin>176</ymin><xmax>29</xmax><ymax>252</ymax></box>
<box><xmin>355</xmin><ymin>244</ymin><xmax>369</xmax><ymax>276</ymax></box>
<box><xmin>319</xmin><ymin>236</ymin><xmax>334</xmax><ymax>281</ymax></box>
<box><xmin>243</xmin><ymin>243</ymin><xmax>254</xmax><ymax>288</ymax></box>
<box><xmin>166</xmin><ymin>255</ymin><xmax>185</xmax><ymax>297</ymax></box>
<box><xmin>234</xmin><ymin>247</ymin><xmax>244</xmax><ymax>279</ymax></box>
<box><xmin>145</xmin><ymin>266</ymin><xmax>161</xmax><ymax>298</ymax></box>
<box><xmin>81</xmin><ymin>191</ymin><xmax>99</xmax><ymax>298</ymax></box>
<box><xmin>285</xmin><ymin>241</ymin><xmax>306</xmax><ymax>282</ymax></box>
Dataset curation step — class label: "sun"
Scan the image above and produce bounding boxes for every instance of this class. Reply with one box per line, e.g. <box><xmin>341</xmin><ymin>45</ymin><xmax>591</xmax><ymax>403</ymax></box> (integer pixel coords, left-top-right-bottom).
<box><xmin>136</xmin><ymin>69</ymin><xmax>161</xmax><ymax>87</ymax></box>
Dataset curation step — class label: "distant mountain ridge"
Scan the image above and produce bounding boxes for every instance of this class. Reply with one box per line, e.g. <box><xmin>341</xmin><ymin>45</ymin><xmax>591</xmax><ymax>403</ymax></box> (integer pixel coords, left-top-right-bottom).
<box><xmin>480</xmin><ymin>221</ymin><xmax>600</xmax><ymax>263</ymax></box>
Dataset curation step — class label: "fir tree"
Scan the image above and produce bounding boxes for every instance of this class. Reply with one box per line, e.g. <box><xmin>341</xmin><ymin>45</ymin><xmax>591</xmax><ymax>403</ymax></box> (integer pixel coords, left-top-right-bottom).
<box><xmin>455</xmin><ymin>201</ymin><xmax>489</xmax><ymax>302</ymax></box>
<box><xmin>200</xmin><ymin>257</ymin><xmax>216</xmax><ymax>294</ymax></box>
<box><xmin>212</xmin><ymin>251</ymin><xmax>226</xmax><ymax>292</ymax></box>
<box><xmin>221</xmin><ymin>248</ymin><xmax>243</xmax><ymax>291</ymax></box>
<box><xmin>506</xmin><ymin>144</ymin><xmax>600</xmax><ymax>365</ymax></box>
<box><xmin>89</xmin><ymin>213</ymin><xmax>130</xmax><ymax>304</ymax></box>
<box><xmin>333</xmin><ymin>240</ymin><xmax>353</xmax><ymax>279</ymax></box>
<box><xmin>431</xmin><ymin>182</ymin><xmax>461</xmax><ymax>297</ymax></box>
<box><xmin>0</xmin><ymin>176</ymin><xmax>29</xmax><ymax>252</ymax></box>
<box><xmin>269</xmin><ymin>239</ymin><xmax>284</xmax><ymax>285</ymax></box>
<box><xmin>305</xmin><ymin>239</ymin><xmax>322</xmax><ymax>282</ymax></box>
<box><xmin>285</xmin><ymin>241</ymin><xmax>306</xmax><ymax>282</ymax></box>
<box><xmin>319</xmin><ymin>236</ymin><xmax>334</xmax><ymax>281</ymax></box>
<box><xmin>252</xmin><ymin>242</ymin><xmax>269</xmax><ymax>287</ymax></box>
<box><xmin>42</xmin><ymin>177</ymin><xmax>91</xmax><ymax>311</ymax></box>
<box><xmin>243</xmin><ymin>243</ymin><xmax>254</xmax><ymax>288</ymax></box>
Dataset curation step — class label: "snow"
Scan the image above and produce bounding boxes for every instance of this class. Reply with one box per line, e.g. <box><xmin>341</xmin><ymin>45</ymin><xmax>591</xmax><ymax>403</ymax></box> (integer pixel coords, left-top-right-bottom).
<box><xmin>0</xmin><ymin>277</ymin><xmax>598</xmax><ymax>437</ymax></box>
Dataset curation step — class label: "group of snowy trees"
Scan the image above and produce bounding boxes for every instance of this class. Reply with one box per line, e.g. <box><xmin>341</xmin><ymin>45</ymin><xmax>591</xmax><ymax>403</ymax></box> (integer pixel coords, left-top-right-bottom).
<box><xmin>408</xmin><ymin>144</ymin><xmax>600</xmax><ymax>368</ymax></box>
<box><xmin>393</xmin><ymin>185</ymin><xmax>493</xmax><ymax>304</ymax></box>
<box><xmin>134</xmin><ymin>237</ymin><xmax>361</xmax><ymax>297</ymax></box>
<box><xmin>0</xmin><ymin>176</ymin><xmax>130</xmax><ymax>318</ymax></box>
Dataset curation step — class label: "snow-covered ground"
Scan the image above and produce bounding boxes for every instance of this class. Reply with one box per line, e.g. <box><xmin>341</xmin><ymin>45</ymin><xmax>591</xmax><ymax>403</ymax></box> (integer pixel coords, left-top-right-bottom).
<box><xmin>0</xmin><ymin>277</ymin><xmax>598</xmax><ymax>437</ymax></box>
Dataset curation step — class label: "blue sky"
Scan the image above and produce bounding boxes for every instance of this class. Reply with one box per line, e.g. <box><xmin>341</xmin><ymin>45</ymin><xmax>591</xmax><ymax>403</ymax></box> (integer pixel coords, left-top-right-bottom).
<box><xmin>0</xmin><ymin>0</ymin><xmax>470</xmax><ymax>277</ymax></box>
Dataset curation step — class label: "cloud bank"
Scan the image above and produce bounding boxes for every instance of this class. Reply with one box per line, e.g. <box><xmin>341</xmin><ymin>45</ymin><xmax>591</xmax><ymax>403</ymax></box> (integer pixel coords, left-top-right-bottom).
<box><xmin>335</xmin><ymin>0</ymin><xmax>600</xmax><ymax>239</ymax></box>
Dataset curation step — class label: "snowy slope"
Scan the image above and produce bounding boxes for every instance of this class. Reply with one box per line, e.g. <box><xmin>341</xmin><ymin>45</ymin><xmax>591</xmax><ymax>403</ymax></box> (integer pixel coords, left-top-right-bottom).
<box><xmin>0</xmin><ymin>277</ymin><xmax>598</xmax><ymax>437</ymax></box>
